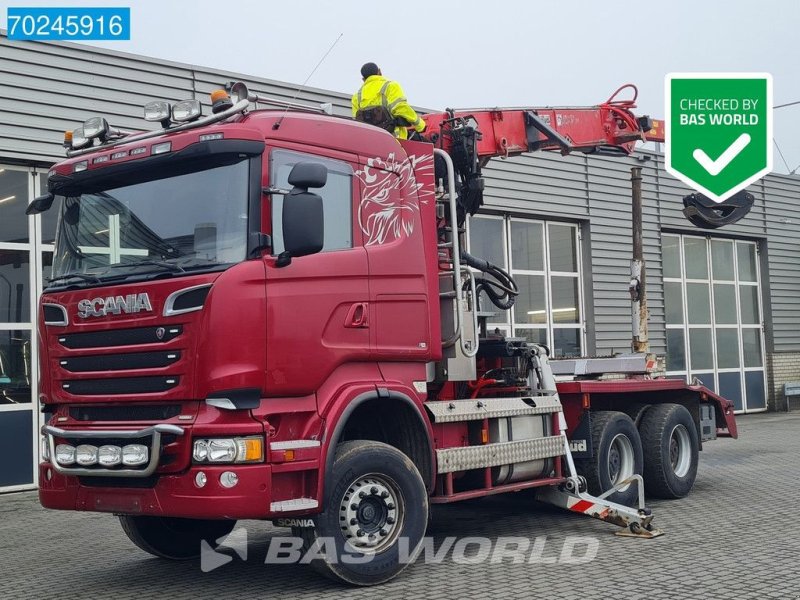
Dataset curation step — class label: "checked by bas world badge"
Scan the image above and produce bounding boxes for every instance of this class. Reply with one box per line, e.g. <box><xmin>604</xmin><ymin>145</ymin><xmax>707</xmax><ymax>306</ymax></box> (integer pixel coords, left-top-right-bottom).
<box><xmin>665</xmin><ymin>73</ymin><xmax>773</xmax><ymax>203</ymax></box>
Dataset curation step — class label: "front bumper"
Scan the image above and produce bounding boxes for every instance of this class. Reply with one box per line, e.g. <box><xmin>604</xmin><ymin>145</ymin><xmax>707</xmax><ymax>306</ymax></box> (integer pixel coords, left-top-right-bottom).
<box><xmin>39</xmin><ymin>462</ymin><xmax>273</xmax><ymax>520</ymax></box>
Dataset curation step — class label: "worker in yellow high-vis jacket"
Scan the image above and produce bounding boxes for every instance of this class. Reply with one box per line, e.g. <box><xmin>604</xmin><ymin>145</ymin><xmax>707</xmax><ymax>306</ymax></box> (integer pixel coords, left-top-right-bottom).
<box><xmin>352</xmin><ymin>63</ymin><xmax>426</xmax><ymax>140</ymax></box>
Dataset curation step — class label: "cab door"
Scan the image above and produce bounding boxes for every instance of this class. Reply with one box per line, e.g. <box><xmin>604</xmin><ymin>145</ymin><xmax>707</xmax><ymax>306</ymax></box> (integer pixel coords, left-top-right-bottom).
<box><xmin>264</xmin><ymin>147</ymin><xmax>370</xmax><ymax>396</ymax></box>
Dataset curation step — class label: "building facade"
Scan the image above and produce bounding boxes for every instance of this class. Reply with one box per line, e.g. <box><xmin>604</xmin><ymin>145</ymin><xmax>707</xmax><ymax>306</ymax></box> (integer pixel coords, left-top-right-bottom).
<box><xmin>1</xmin><ymin>34</ymin><xmax>798</xmax><ymax>492</ymax></box>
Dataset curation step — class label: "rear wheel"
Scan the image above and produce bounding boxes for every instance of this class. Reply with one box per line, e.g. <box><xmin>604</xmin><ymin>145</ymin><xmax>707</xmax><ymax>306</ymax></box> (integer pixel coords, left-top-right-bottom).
<box><xmin>300</xmin><ymin>440</ymin><xmax>428</xmax><ymax>586</ymax></box>
<box><xmin>119</xmin><ymin>515</ymin><xmax>236</xmax><ymax>560</ymax></box>
<box><xmin>639</xmin><ymin>403</ymin><xmax>699</xmax><ymax>499</ymax></box>
<box><xmin>574</xmin><ymin>411</ymin><xmax>644</xmax><ymax>506</ymax></box>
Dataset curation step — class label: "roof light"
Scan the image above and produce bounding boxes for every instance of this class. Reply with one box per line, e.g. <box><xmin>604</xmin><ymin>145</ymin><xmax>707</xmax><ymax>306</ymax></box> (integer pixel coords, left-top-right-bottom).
<box><xmin>71</xmin><ymin>127</ymin><xmax>90</xmax><ymax>149</ymax></box>
<box><xmin>152</xmin><ymin>142</ymin><xmax>171</xmax><ymax>155</ymax></box>
<box><xmin>172</xmin><ymin>99</ymin><xmax>202</xmax><ymax>122</ymax></box>
<box><xmin>130</xmin><ymin>147</ymin><xmax>147</xmax><ymax>156</ymax></box>
<box><xmin>73</xmin><ymin>161</ymin><xmax>88</xmax><ymax>172</ymax></box>
<box><xmin>83</xmin><ymin>117</ymin><xmax>110</xmax><ymax>141</ymax></box>
<box><xmin>111</xmin><ymin>150</ymin><xmax>128</xmax><ymax>159</ymax></box>
<box><xmin>92</xmin><ymin>156</ymin><xmax>109</xmax><ymax>164</ymax></box>
<box><xmin>63</xmin><ymin>131</ymin><xmax>73</xmax><ymax>148</ymax></box>
<box><xmin>210</xmin><ymin>89</ymin><xmax>233</xmax><ymax>114</ymax></box>
<box><xmin>144</xmin><ymin>101</ymin><xmax>171</xmax><ymax>124</ymax></box>
<box><xmin>200</xmin><ymin>132</ymin><xmax>223</xmax><ymax>141</ymax></box>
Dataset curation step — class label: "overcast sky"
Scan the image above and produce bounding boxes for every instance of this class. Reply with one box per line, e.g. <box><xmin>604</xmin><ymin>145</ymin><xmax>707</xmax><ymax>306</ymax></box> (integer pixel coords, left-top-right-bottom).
<box><xmin>2</xmin><ymin>0</ymin><xmax>799</xmax><ymax>173</ymax></box>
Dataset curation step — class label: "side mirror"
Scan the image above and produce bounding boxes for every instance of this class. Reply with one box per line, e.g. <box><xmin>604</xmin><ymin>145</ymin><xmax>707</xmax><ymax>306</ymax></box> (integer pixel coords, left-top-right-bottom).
<box><xmin>26</xmin><ymin>193</ymin><xmax>55</xmax><ymax>215</ymax></box>
<box><xmin>276</xmin><ymin>162</ymin><xmax>327</xmax><ymax>267</ymax></box>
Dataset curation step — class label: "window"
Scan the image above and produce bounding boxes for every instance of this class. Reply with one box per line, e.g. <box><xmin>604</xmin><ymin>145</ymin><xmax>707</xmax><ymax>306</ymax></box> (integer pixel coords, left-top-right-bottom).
<box><xmin>469</xmin><ymin>215</ymin><xmax>584</xmax><ymax>358</ymax></box>
<box><xmin>663</xmin><ymin>234</ymin><xmax>766</xmax><ymax>413</ymax></box>
<box><xmin>270</xmin><ymin>149</ymin><xmax>353</xmax><ymax>253</ymax></box>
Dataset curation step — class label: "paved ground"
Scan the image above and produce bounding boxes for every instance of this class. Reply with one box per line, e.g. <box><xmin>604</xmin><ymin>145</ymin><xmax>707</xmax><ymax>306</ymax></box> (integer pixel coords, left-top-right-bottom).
<box><xmin>2</xmin><ymin>413</ymin><xmax>799</xmax><ymax>599</ymax></box>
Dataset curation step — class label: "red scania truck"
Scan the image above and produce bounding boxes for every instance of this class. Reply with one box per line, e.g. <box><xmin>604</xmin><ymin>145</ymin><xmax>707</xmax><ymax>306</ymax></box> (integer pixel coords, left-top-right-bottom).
<box><xmin>32</xmin><ymin>82</ymin><xmax>737</xmax><ymax>585</ymax></box>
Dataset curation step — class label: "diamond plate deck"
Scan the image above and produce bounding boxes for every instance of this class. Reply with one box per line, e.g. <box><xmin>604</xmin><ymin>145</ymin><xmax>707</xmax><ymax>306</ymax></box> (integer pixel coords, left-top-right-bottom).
<box><xmin>425</xmin><ymin>396</ymin><xmax>562</xmax><ymax>423</ymax></box>
<box><xmin>436</xmin><ymin>435</ymin><xmax>566</xmax><ymax>473</ymax></box>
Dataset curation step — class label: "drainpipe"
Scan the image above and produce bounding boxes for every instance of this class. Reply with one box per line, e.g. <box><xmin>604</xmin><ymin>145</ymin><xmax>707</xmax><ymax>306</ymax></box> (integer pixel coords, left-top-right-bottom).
<box><xmin>630</xmin><ymin>167</ymin><xmax>649</xmax><ymax>353</ymax></box>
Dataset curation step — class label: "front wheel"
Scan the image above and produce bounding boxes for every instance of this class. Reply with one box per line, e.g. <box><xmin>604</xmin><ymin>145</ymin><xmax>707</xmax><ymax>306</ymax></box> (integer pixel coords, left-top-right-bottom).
<box><xmin>639</xmin><ymin>403</ymin><xmax>699</xmax><ymax>499</ymax></box>
<box><xmin>300</xmin><ymin>440</ymin><xmax>428</xmax><ymax>586</ymax></box>
<box><xmin>119</xmin><ymin>515</ymin><xmax>236</xmax><ymax>560</ymax></box>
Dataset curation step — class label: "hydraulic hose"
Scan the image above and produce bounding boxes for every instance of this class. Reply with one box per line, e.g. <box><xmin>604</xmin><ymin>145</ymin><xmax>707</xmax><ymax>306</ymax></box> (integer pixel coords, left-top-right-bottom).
<box><xmin>461</xmin><ymin>251</ymin><xmax>519</xmax><ymax>311</ymax></box>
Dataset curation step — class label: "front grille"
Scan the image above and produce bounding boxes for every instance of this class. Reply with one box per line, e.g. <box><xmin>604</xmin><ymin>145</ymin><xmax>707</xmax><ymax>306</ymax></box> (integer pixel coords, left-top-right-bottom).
<box><xmin>61</xmin><ymin>351</ymin><xmax>181</xmax><ymax>373</ymax></box>
<box><xmin>58</xmin><ymin>325</ymin><xmax>183</xmax><ymax>349</ymax></box>
<box><xmin>62</xmin><ymin>376</ymin><xmax>179</xmax><ymax>395</ymax></box>
<box><xmin>70</xmin><ymin>404</ymin><xmax>182</xmax><ymax>421</ymax></box>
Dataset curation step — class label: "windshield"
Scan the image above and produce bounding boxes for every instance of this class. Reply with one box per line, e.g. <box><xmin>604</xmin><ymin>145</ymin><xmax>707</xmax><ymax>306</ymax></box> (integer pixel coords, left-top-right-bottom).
<box><xmin>51</xmin><ymin>158</ymin><xmax>250</xmax><ymax>285</ymax></box>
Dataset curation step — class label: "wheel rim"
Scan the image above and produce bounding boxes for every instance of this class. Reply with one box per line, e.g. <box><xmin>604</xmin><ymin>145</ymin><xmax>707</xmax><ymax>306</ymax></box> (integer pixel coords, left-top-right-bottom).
<box><xmin>669</xmin><ymin>424</ymin><xmax>692</xmax><ymax>478</ymax></box>
<box><xmin>608</xmin><ymin>433</ymin><xmax>635</xmax><ymax>490</ymax></box>
<box><xmin>339</xmin><ymin>473</ymin><xmax>404</xmax><ymax>553</ymax></box>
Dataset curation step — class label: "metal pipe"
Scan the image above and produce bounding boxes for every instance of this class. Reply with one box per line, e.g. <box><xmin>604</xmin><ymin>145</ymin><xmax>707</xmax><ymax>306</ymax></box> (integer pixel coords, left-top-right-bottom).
<box><xmin>630</xmin><ymin>167</ymin><xmax>648</xmax><ymax>352</ymax></box>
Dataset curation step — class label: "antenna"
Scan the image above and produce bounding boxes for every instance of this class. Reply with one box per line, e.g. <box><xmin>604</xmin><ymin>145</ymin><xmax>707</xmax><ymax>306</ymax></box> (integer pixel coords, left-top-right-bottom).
<box><xmin>273</xmin><ymin>32</ymin><xmax>344</xmax><ymax>130</ymax></box>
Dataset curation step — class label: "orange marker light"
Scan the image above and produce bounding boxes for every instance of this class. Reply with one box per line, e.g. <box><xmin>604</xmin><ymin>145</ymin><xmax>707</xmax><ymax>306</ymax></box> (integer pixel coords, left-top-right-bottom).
<box><xmin>63</xmin><ymin>131</ymin><xmax>73</xmax><ymax>147</ymax></box>
<box><xmin>244</xmin><ymin>438</ymin><xmax>264</xmax><ymax>462</ymax></box>
<box><xmin>481</xmin><ymin>429</ymin><xmax>489</xmax><ymax>444</ymax></box>
<box><xmin>210</xmin><ymin>89</ymin><xmax>229</xmax><ymax>103</ymax></box>
<box><xmin>210</xmin><ymin>89</ymin><xmax>234</xmax><ymax>114</ymax></box>
<box><xmin>284</xmin><ymin>449</ymin><xmax>295</xmax><ymax>461</ymax></box>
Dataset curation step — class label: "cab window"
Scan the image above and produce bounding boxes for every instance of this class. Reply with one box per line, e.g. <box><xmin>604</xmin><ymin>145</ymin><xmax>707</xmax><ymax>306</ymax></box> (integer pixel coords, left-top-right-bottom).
<box><xmin>270</xmin><ymin>149</ymin><xmax>353</xmax><ymax>253</ymax></box>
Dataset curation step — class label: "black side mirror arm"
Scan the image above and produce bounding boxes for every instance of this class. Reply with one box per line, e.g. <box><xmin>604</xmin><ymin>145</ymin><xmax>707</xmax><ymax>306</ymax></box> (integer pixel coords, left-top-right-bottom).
<box><xmin>275</xmin><ymin>251</ymin><xmax>292</xmax><ymax>268</ymax></box>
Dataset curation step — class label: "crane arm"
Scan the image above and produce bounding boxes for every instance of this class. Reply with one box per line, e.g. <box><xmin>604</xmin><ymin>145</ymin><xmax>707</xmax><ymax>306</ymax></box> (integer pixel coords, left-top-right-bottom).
<box><xmin>420</xmin><ymin>84</ymin><xmax>653</xmax><ymax>220</ymax></box>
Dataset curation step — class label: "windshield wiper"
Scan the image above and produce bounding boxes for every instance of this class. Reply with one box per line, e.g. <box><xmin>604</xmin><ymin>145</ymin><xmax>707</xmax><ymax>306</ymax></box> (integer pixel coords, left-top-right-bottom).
<box><xmin>105</xmin><ymin>260</ymin><xmax>186</xmax><ymax>274</ymax></box>
<box><xmin>47</xmin><ymin>272</ymin><xmax>103</xmax><ymax>286</ymax></box>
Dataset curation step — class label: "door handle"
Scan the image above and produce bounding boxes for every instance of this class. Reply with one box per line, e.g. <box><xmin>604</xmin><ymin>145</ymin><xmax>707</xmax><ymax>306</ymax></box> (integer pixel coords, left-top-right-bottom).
<box><xmin>345</xmin><ymin>302</ymin><xmax>369</xmax><ymax>328</ymax></box>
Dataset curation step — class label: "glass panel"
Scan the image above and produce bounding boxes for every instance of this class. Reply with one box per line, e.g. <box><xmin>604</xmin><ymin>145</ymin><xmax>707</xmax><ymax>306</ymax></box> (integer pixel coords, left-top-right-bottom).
<box><xmin>666</xmin><ymin>329</ymin><xmax>686</xmax><ymax>371</ymax></box>
<box><xmin>689</xmin><ymin>329</ymin><xmax>713</xmax><ymax>370</ymax></box>
<box><xmin>550</xmin><ymin>276</ymin><xmax>579</xmax><ymax>323</ymax></box>
<box><xmin>272</xmin><ymin>151</ymin><xmax>352</xmax><ymax>253</ymax></box>
<box><xmin>0</xmin><ymin>329</ymin><xmax>31</xmax><ymax>403</ymax></box>
<box><xmin>742</xmin><ymin>329</ymin><xmax>763</xmax><ymax>368</ymax></box>
<box><xmin>552</xmin><ymin>328</ymin><xmax>581</xmax><ymax>358</ymax></box>
<box><xmin>718</xmin><ymin>372</ymin><xmax>743</xmax><ymax>411</ymax></box>
<box><xmin>737</xmin><ymin>243</ymin><xmax>757</xmax><ymax>282</ymax></box>
<box><xmin>514</xmin><ymin>328</ymin><xmax>547</xmax><ymax>346</ymax></box>
<box><xmin>513</xmin><ymin>274</ymin><xmax>547</xmax><ymax>324</ymax></box>
<box><xmin>469</xmin><ymin>217</ymin><xmax>505</xmax><ymax>269</ymax></box>
<box><xmin>715</xmin><ymin>329</ymin><xmax>740</xmax><ymax>369</ymax></box>
<box><xmin>0</xmin><ymin>250</ymin><xmax>31</xmax><ymax>323</ymax></box>
<box><xmin>739</xmin><ymin>285</ymin><xmax>760</xmax><ymax>324</ymax></box>
<box><xmin>710</xmin><ymin>240</ymin><xmax>735</xmax><ymax>281</ymax></box>
<box><xmin>662</xmin><ymin>234</ymin><xmax>681</xmax><ymax>279</ymax></box>
<box><xmin>41</xmin><ymin>197</ymin><xmax>61</xmax><ymax>246</ymax></box>
<box><xmin>665</xmin><ymin>282</ymin><xmax>684</xmax><ymax>324</ymax></box>
<box><xmin>42</xmin><ymin>252</ymin><xmax>53</xmax><ymax>285</ymax></box>
<box><xmin>683</xmin><ymin>237</ymin><xmax>708</xmax><ymax>279</ymax></box>
<box><xmin>510</xmin><ymin>221</ymin><xmax>544</xmax><ymax>271</ymax></box>
<box><xmin>712</xmin><ymin>284</ymin><xmax>737</xmax><ymax>324</ymax></box>
<box><xmin>0</xmin><ymin>168</ymin><xmax>30</xmax><ymax>244</ymax></box>
<box><xmin>744</xmin><ymin>371</ymin><xmax>766</xmax><ymax>410</ymax></box>
<box><xmin>691</xmin><ymin>372</ymin><xmax>715</xmax><ymax>392</ymax></box>
<box><xmin>548</xmin><ymin>224</ymin><xmax>577</xmax><ymax>272</ymax></box>
<box><xmin>686</xmin><ymin>283</ymin><xmax>711</xmax><ymax>324</ymax></box>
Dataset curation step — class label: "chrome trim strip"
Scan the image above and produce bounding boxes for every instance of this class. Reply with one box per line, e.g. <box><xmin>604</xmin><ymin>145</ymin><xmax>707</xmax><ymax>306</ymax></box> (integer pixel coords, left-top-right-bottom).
<box><xmin>163</xmin><ymin>283</ymin><xmax>213</xmax><ymax>317</ymax></box>
<box><xmin>42</xmin><ymin>303</ymin><xmax>69</xmax><ymax>326</ymax></box>
<box><xmin>270</xmin><ymin>440</ymin><xmax>321</xmax><ymax>451</ymax></box>
<box><xmin>42</xmin><ymin>424</ymin><xmax>183</xmax><ymax>478</ymax></box>
<box><xmin>270</xmin><ymin>498</ymin><xmax>319</xmax><ymax>512</ymax></box>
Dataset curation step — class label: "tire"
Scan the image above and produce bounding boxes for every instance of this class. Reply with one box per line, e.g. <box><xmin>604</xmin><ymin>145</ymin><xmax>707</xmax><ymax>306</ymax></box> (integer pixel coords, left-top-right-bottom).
<box><xmin>639</xmin><ymin>403</ymin><xmax>699</xmax><ymax>499</ymax></box>
<box><xmin>119</xmin><ymin>515</ymin><xmax>236</xmax><ymax>560</ymax></box>
<box><xmin>300</xmin><ymin>440</ymin><xmax>428</xmax><ymax>586</ymax></box>
<box><xmin>573</xmin><ymin>411</ymin><xmax>644</xmax><ymax>506</ymax></box>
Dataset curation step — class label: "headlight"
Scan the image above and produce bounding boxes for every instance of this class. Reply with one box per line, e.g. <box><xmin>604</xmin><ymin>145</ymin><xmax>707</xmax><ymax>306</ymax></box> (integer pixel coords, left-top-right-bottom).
<box><xmin>122</xmin><ymin>444</ymin><xmax>149</xmax><ymax>466</ymax></box>
<box><xmin>193</xmin><ymin>436</ymin><xmax>263</xmax><ymax>464</ymax></box>
<box><xmin>98</xmin><ymin>445</ymin><xmax>122</xmax><ymax>467</ymax></box>
<box><xmin>144</xmin><ymin>100</ymin><xmax>171</xmax><ymax>123</ymax></box>
<box><xmin>171</xmin><ymin>99</ymin><xmax>202</xmax><ymax>122</ymax></box>
<box><xmin>83</xmin><ymin>116</ymin><xmax>110</xmax><ymax>140</ymax></box>
<box><xmin>55</xmin><ymin>444</ymin><xmax>75</xmax><ymax>465</ymax></box>
<box><xmin>71</xmin><ymin>126</ymin><xmax>90</xmax><ymax>149</ymax></box>
<box><xmin>75</xmin><ymin>444</ymin><xmax>99</xmax><ymax>466</ymax></box>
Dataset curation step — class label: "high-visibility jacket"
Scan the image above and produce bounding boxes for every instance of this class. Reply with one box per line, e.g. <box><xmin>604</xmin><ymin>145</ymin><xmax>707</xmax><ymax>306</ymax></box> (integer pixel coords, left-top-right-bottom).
<box><xmin>351</xmin><ymin>75</ymin><xmax>425</xmax><ymax>140</ymax></box>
